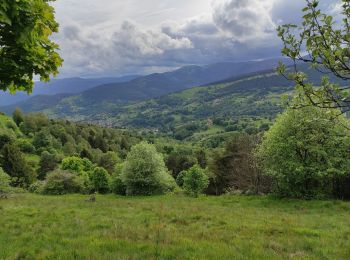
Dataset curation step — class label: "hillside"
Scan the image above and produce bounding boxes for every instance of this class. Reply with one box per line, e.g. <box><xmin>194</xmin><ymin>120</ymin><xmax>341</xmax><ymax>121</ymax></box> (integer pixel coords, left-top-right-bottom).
<box><xmin>48</xmin><ymin>63</ymin><xmax>349</xmax><ymax>143</ymax></box>
<box><xmin>2</xmin><ymin>62</ymin><xmax>347</xmax><ymax>145</ymax></box>
<box><xmin>0</xmin><ymin>76</ymin><xmax>139</xmax><ymax>106</ymax></box>
<box><xmin>1</xmin><ymin>59</ymin><xmax>286</xmax><ymax>115</ymax></box>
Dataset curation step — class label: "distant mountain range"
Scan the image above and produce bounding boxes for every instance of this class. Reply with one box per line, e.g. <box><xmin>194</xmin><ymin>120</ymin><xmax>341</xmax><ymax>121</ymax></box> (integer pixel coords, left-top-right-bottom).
<box><xmin>0</xmin><ymin>75</ymin><xmax>139</xmax><ymax>106</ymax></box>
<box><xmin>0</xmin><ymin>58</ymin><xmax>286</xmax><ymax>115</ymax></box>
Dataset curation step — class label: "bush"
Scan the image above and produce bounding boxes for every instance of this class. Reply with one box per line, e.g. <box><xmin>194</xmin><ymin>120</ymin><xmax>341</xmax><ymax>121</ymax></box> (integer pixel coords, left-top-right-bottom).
<box><xmin>176</xmin><ymin>171</ymin><xmax>185</xmax><ymax>187</ymax></box>
<box><xmin>0</xmin><ymin>134</ymin><xmax>13</xmax><ymax>148</ymax></box>
<box><xmin>42</xmin><ymin>170</ymin><xmax>87</xmax><ymax>195</ymax></box>
<box><xmin>111</xmin><ymin>174</ymin><xmax>127</xmax><ymax>195</ymax></box>
<box><xmin>122</xmin><ymin>142</ymin><xmax>176</xmax><ymax>195</ymax></box>
<box><xmin>0</xmin><ymin>168</ymin><xmax>11</xmax><ymax>190</ymax></box>
<box><xmin>29</xmin><ymin>181</ymin><xmax>45</xmax><ymax>194</ymax></box>
<box><xmin>61</xmin><ymin>156</ymin><xmax>94</xmax><ymax>175</ymax></box>
<box><xmin>183</xmin><ymin>165</ymin><xmax>209</xmax><ymax>197</ymax></box>
<box><xmin>15</xmin><ymin>139</ymin><xmax>36</xmax><ymax>154</ymax></box>
<box><xmin>90</xmin><ymin>167</ymin><xmax>110</xmax><ymax>193</ymax></box>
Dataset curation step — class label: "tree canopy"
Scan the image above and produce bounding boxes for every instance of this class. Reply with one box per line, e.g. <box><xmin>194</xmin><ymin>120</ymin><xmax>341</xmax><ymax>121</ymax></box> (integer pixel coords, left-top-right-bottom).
<box><xmin>278</xmin><ymin>0</ymin><xmax>350</xmax><ymax>111</ymax></box>
<box><xmin>256</xmin><ymin>105</ymin><xmax>350</xmax><ymax>198</ymax></box>
<box><xmin>122</xmin><ymin>142</ymin><xmax>176</xmax><ymax>195</ymax></box>
<box><xmin>0</xmin><ymin>0</ymin><xmax>63</xmax><ymax>93</ymax></box>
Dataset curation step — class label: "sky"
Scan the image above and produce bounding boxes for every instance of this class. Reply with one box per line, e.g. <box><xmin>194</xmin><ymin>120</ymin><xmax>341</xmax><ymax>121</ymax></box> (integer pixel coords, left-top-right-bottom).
<box><xmin>52</xmin><ymin>0</ymin><xmax>340</xmax><ymax>78</ymax></box>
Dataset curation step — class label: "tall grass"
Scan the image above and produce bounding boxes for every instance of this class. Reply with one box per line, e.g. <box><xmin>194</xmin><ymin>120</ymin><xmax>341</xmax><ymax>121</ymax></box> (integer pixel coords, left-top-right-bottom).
<box><xmin>0</xmin><ymin>194</ymin><xmax>349</xmax><ymax>259</ymax></box>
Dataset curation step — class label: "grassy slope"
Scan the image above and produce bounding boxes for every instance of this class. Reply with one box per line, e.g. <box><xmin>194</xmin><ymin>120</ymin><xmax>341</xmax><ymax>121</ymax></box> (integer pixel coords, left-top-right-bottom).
<box><xmin>0</xmin><ymin>194</ymin><xmax>349</xmax><ymax>259</ymax></box>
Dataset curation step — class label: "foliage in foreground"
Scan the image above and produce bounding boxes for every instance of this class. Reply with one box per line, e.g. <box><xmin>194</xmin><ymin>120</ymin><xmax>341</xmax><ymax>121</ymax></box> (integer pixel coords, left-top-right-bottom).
<box><xmin>0</xmin><ymin>0</ymin><xmax>63</xmax><ymax>93</ymax></box>
<box><xmin>278</xmin><ymin>0</ymin><xmax>350</xmax><ymax>110</ymax></box>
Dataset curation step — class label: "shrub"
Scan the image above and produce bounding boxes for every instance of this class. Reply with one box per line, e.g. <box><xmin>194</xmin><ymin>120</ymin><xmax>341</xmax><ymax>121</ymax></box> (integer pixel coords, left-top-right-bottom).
<box><xmin>111</xmin><ymin>174</ymin><xmax>127</xmax><ymax>195</ymax></box>
<box><xmin>183</xmin><ymin>165</ymin><xmax>209</xmax><ymax>197</ymax></box>
<box><xmin>0</xmin><ymin>134</ymin><xmax>13</xmax><ymax>147</ymax></box>
<box><xmin>42</xmin><ymin>170</ymin><xmax>87</xmax><ymax>195</ymax></box>
<box><xmin>122</xmin><ymin>142</ymin><xmax>176</xmax><ymax>195</ymax></box>
<box><xmin>29</xmin><ymin>181</ymin><xmax>45</xmax><ymax>194</ymax></box>
<box><xmin>61</xmin><ymin>156</ymin><xmax>93</xmax><ymax>175</ymax></box>
<box><xmin>176</xmin><ymin>171</ymin><xmax>185</xmax><ymax>187</ymax></box>
<box><xmin>0</xmin><ymin>168</ymin><xmax>11</xmax><ymax>190</ymax></box>
<box><xmin>90</xmin><ymin>167</ymin><xmax>110</xmax><ymax>193</ymax></box>
<box><xmin>16</xmin><ymin>139</ymin><xmax>36</xmax><ymax>154</ymax></box>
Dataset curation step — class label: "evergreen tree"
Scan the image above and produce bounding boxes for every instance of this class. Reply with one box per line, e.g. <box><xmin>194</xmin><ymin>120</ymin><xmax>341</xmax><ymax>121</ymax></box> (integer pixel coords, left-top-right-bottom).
<box><xmin>12</xmin><ymin>108</ymin><xmax>24</xmax><ymax>126</ymax></box>
<box><xmin>38</xmin><ymin>151</ymin><xmax>59</xmax><ymax>180</ymax></box>
<box><xmin>99</xmin><ymin>151</ymin><xmax>118</xmax><ymax>174</ymax></box>
<box><xmin>1</xmin><ymin>144</ymin><xmax>36</xmax><ymax>187</ymax></box>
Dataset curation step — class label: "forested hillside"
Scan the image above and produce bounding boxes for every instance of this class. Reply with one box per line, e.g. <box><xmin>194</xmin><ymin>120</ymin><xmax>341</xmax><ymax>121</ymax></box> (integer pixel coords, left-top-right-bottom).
<box><xmin>1</xmin><ymin>59</ymin><xmax>286</xmax><ymax>116</ymax></box>
<box><xmin>0</xmin><ymin>76</ymin><xmax>139</xmax><ymax>106</ymax></box>
<box><xmin>25</xmin><ymin>63</ymin><xmax>346</xmax><ymax>145</ymax></box>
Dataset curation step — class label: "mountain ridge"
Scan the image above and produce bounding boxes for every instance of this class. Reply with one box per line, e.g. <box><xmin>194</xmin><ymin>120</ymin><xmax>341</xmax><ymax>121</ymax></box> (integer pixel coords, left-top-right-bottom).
<box><xmin>1</xmin><ymin>58</ymin><xmax>285</xmax><ymax>115</ymax></box>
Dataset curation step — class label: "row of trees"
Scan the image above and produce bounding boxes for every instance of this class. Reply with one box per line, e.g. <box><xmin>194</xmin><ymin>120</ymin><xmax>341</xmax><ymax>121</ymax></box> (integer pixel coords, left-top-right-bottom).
<box><xmin>3</xmin><ymin>106</ymin><xmax>350</xmax><ymax>199</ymax></box>
<box><xmin>25</xmin><ymin>142</ymin><xmax>209</xmax><ymax>197</ymax></box>
<box><xmin>3</xmin><ymin>104</ymin><xmax>350</xmax><ymax>199</ymax></box>
<box><xmin>0</xmin><ymin>111</ymin><xmax>213</xmax><ymax>197</ymax></box>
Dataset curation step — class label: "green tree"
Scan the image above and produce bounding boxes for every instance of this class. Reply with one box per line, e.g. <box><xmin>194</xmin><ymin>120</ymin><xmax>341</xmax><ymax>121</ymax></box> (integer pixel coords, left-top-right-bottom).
<box><xmin>90</xmin><ymin>167</ymin><xmax>110</xmax><ymax>193</ymax></box>
<box><xmin>38</xmin><ymin>151</ymin><xmax>59</xmax><ymax>180</ymax></box>
<box><xmin>1</xmin><ymin>143</ymin><xmax>36</xmax><ymax>187</ymax></box>
<box><xmin>0</xmin><ymin>0</ymin><xmax>63</xmax><ymax>93</ymax></box>
<box><xmin>182</xmin><ymin>165</ymin><xmax>209</xmax><ymax>197</ymax></box>
<box><xmin>166</xmin><ymin>146</ymin><xmax>197</xmax><ymax>179</ymax></box>
<box><xmin>33</xmin><ymin>130</ymin><xmax>53</xmax><ymax>150</ymax></box>
<box><xmin>99</xmin><ymin>151</ymin><xmax>118</xmax><ymax>174</ymax></box>
<box><xmin>256</xmin><ymin>105</ymin><xmax>350</xmax><ymax>199</ymax></box>
<box><xmin>20</xmin><ymin>113</ymin><xmax>49</xmax><ymax>135</ymax></box>
<box><xmin>61</xmin><ymin>156</ymin><xmax>93</xmax><ymax>175</ymax></box>
<box><xmin>12</xmin><ymin>108</ymin><xmax>24</xmax><ymax>126</ymax></box>
<box><xmin>110</xmin><ymin>163</ymin><xmax>127</xmax><ymax>195</ymax></box>
<box><xmin>277</xmin><ymin>0</ymin><xmax>350</xmax><ymax>110</ymax></box>
<box><xmin>207</xmin><ymin>134</ymin><xmax>270</xmax><ymax>195</ymax></box>
<box><xmin>0</xmin><ymin>134</ymin><xmax>13</xmax><ymax>148</ymax></box>
<box><xmin>122</xmin><ymin>142</ymin><xmax>176</xmax><ymax>195</ymax></box>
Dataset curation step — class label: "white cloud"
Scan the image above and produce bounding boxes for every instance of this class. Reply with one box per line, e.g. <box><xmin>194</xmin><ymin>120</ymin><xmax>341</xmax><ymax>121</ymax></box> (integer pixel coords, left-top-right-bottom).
<box><xmin>52</xmin><ymin>0</ymin><xmax>340</xmax><ymax>77</ymax></box>
<box><xmin>55</xmin><ymin>21</ymin><xmax>194</xmax><ymax>77</ymax></box>
<box><xmin>212</xmin><ymin>0</ymin><xmax>276</xmax><ymax>42</ymax></box>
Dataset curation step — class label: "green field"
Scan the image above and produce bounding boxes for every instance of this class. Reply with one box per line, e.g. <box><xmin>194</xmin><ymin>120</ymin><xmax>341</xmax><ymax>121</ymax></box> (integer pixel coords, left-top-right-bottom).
<box><xmin>0</xmin><ymin>194</ymin><xmax>349</xmax><ymax>259</ymax></box>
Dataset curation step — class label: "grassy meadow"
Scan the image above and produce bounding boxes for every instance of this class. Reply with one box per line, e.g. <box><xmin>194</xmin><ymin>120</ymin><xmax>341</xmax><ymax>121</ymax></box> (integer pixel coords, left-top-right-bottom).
<box><xmin>0</xmin><ymin>194</ymin><xmax>349</xmax><ymax>259</ymax></box>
